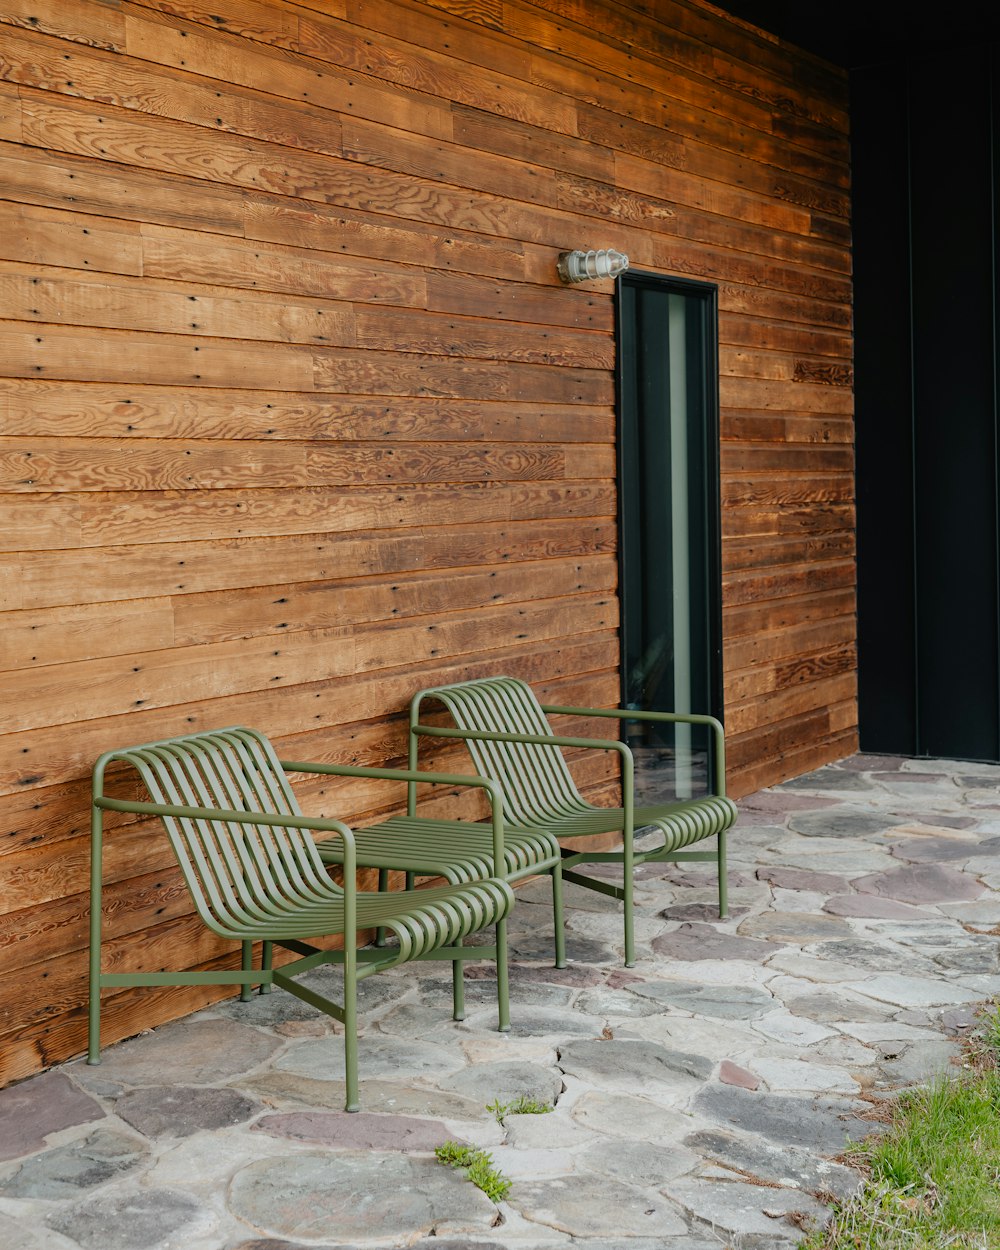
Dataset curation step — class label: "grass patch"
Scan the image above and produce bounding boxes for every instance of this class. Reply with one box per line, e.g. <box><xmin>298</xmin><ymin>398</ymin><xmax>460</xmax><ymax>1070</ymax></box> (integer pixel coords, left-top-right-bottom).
<box><xmin>435</xmin><ymin>1140</ymin><xmax>512</xmax><ymax>1204</ymax></box>
<box><xmin>800</xmin><ymin>1001</ymin><xmax>1000</xmax><ymax>1250</ymax></box>
<box><xmin>486</xmin><ymin>1094</ymin><xmax>554</xmax><ymax>1122</ymax></box>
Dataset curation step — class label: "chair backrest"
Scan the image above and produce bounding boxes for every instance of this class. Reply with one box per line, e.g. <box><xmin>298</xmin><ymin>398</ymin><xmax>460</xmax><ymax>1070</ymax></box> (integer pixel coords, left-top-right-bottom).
<box><xmin>100</xmin><ymin>727</ymin><xmax>333</xmax><ymax>936</ymax></box>
<box><xmin>417</xmin><ymin>676</ymin><xmax>586</xmax><ymax>825</ymax></box>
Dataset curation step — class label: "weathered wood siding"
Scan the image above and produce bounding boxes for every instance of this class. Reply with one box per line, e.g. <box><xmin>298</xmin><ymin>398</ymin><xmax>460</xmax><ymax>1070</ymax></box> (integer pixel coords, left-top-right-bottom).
<box><xmin>0</xmin><ymin>0</ymin><xmax>854</xmax><ymax>1083</ymax></box>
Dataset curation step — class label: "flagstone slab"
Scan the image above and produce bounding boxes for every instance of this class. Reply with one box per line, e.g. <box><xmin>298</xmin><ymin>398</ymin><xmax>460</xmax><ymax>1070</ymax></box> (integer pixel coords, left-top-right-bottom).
<box><xmin>437</xmin><ymin>1060</ymin><xmax>563</xmax><ymax>1108</ymax></box>
<box><xmin>692</xmin><ymin>1085</ymin><xmax>879</xmax><ymax>1154</ymax></box>
<box><xmin>509</xmin><ymin>931</ymin><xmax>617</xmax><ymax>964</ymax></box>
<box><xmin>718</xmin><ymin>1060</ymin><xmax>759</xmax><ymax>1090</ymax></box>
<box><xmin>807</xmin><ymin>938</ymin><xmax>937</xmax><ymax>975</ymax></box>
<box><xmin>682</xmin><ymin>1127</ymin><xmax>861</xmax><ymax>1200</ymax></box>
<box><xmin>0</xmin><ymin>1213</ymin><xmax>55</xmax><ymax>1250</ymax></box>
<box><xmin>778</xmin><ymin>846</ymin><xmax>899</xmax><ymax>875</ymax></box>
<box><xmin>940</xmin><ymin>1005</ymin><xmax>984</xmax><ymax>1034</ymax></box>
<box><xmin>253</xmin><ymin>1110</ymin><xmax>450</xmax><ymax>1151</ymax></box>
<box><xmin>878</xmin><ymin>1038</ymin><xmax>960</xmax><ymax>1086</ymax></box>
<box><xmin>658</xmin><ymin>902</ymin><xmax>750</xmax><ymax>921</ymax></box>
<box><xmin>570</xmin><ymin>1090</ymin><xmax>701</xmax><ymax>1144</ymax></box>
<box><xmin>0</xmin><ymin>1071</ymin><xmax>106</xmax><ymax>1164</ymax></box>
<box><xmin>631</xmin><ymin>980</ymin><xmax>775</xmax><ymax>1020</ymax></box>
<box><xmin>740</xmin><ymin>791</ymin><xmax>843</xmax><ymax>813</ymax></box>
<box><xmin>460</xmin><ymin>1003</ymin><xmax>606</xmax><ymax>1039</ymax></box>
<box><xmin>229</xmin><ymin>1152</ymin><xmax>498</xmax><ymax>1242</ymax></box>
<box><xmin>77</xmin><ymin>1020</ymin><xmax>281</xmax><ymax>1089</ymax></box>
<box><xmin>489</xmin><ymin>1143</ymin><xmax>577</xmax><ymax>1179</ymax></box>
<box><xmin>888</xmin><ymin>836</ymin><xmax>982</xmax><ymax>864</ymax></box>
<box><xmin>511</xmin><ymin>1172</ymin><xmax>688</xmax><ymax>1238</ymax></box>
<box><xmin>0</xmin><ymin>1127</ymin><xmax>146</xmax><ymax>1199</ymax></box>
<box><xmin>931</xmin><ymin>943</ymin><xmax>1000</xmax><ymax>974</ymax></box>
<box><xmin>842</xmin><ymin>754</ymin><xmax>909</xmax><ymax>771</ymax></box>
<box><xmin>651</xmin><ymin>922</ymin><xmax>781</xmax><ymax>962</ymax></box>
<box><xmin>737</xmin><ymin>911</ymin><xmax>852</xmax><ymax>943</ymax></box>
<box><xmin>756</xmin><ymin>866</ymin><xmax>849</xmax><ymax>893</ymax></box>
<box><xmin>749</xmin><ymin>1058</ymin><xmax>859</xmax><ymax>1095</ymax></box>
<box><xmin>751</xmin><ymin>1012</ymin><xmax>837</xmax><ymax>1047</ymax></box>
<box><xmin>639</xmin><ymin>1015</ymin><xmax>763</xmax><ymax>1061</ymax></box>
<box><xmin>115</xmin><ymin>1086</ymin><xmax>258</xmax><ymax>1140</ymax></box>
<box><xmin>245</xmin><ymin>1072</ymin><xmax>485</xmax><ymax>1119</ymax></box>
<box><xmin>787</xmin><ymin>808</ymin><xmax>900</xmax><ymax>837</ymax></box>
<box><xmin>664</xmin><ymin>1176</ymin><xmax>827</xmax><ymax>1242</ymax></box>
<box><xmin>575</xmin><ymin>987</ymin><xmax>672</xmax><ymax>1019</ymax></box>
<box><xmin>558</xmin><ymin>1040</ymin><xmax>713</xmax><ymax>1097</ymax></box>
<box><xmin>822</xmin><ymin>894</ymin><xmax>931</xmax><ymax>919</ymax></box>
<box><xmin>764</xmin><ymin>951</ymin><xmax>871</xmax><ymax>984</ymax></box>
<box><xmin>853</xmin><ymin>864</ymin><xmax>984</xmax><ymax>903</ymax></box>
<box><xmin>274</xmin><ymin>1033</ymin><xmax>464</xmax><ymax>1082</ymax></box>
<box><xmin>779</xmin><ymin>768</ymin><xmax>876</xmax><ymax>792</ymax></box>
<box><xmin>579</xmin><ymin>1135</ymin><xmax>699</xmax><ymax>1186</ymax></box>
<box><xmin>811</xmin><ymin>1035</ymin><xmax>878</xmax><ymax>1067</ymax></box>
<box><xmin>782</xmin><ymin>988</ymin><xmax>898</xmax><ymax>1024</ymax></box>
<box><xmin>47</xmin><ymin>1188</ymin><xmax>206</xmax><ymax>1250</ymax></box>
<box><xmin>845</xmin><ymin>974</ymin><xmax>985</xmax><ymax>1008</ymax></box>
<box><xmin>866</xmin><ymin>919</ymin><xmax>985</xmax><ymax>948</ymax></box>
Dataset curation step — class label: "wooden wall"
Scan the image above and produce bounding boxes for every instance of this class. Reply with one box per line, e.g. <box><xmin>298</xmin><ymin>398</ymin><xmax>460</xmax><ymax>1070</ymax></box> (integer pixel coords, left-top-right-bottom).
<box><xmin>0</xmin><ymin>0</ymin><xmax>855</xmax><ymax>1085</ymax></box>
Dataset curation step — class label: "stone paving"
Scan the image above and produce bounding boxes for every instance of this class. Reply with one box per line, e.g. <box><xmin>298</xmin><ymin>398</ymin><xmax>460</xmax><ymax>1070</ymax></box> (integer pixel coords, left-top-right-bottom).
<box><xmin>2</xmin><ymin>753</ymin><xmax>999</xmax><ymax>1250</ymax></box>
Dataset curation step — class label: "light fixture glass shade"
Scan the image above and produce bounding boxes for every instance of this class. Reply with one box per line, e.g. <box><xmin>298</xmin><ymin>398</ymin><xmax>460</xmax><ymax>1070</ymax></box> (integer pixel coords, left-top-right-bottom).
<box><xmin>557</xmin><ymin>248</ymin><xmax>630</xmax><ymax>283</ymax></box>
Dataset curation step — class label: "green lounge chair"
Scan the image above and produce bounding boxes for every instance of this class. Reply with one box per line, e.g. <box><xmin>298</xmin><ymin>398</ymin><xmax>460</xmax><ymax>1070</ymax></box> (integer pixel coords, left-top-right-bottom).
<box><xmin>315</xmin><ymin>782</ymin><xmax>567</xmax><ymax>978</ymax></box>
<box><xmin>88</xmin><ymin>727</ymin><xmax>514</xmax><ymax>1111</ymax></box>
<box><xmin>406</xmin><ymin>675</ymin><xmax>737</xmax><ymax>967</ymax></box>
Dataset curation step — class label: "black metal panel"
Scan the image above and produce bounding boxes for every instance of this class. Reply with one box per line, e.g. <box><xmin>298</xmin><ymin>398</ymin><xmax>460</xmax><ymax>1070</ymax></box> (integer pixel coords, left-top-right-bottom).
<box><xmin>853</xmin><ymin>47</ymin><xmax>1000</xmax><ymax>762</ymax></box>
<box><xmin>909</xmin><ymin>51</ymin><xmax>1000</xmax><ymax>760</ymax></box>
<box><xmin>852</xmin><ymin>59</ymin><xmax>917</xmax><ymax>755</ymax></box>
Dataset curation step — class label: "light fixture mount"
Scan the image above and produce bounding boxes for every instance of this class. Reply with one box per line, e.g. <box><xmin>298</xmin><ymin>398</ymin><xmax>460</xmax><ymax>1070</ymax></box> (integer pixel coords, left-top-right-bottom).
<box><xmin>557</xmin><ymin>248</ymin><xmax>630</xmax><ymax>284</ymax></box>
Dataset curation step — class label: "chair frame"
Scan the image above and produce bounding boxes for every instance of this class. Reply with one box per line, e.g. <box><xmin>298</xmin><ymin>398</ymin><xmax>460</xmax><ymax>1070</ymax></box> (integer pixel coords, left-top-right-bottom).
<box><xmin>88</xmin><ymin>727</ymin><xmax>513</xmax><ymax>1112</ymax></box>
<box><xmin>407</xmin><ymin>676</ymin><xmax>738</xmax><ymax>967</ymax></box>
<box><xmin>313</xmin><ymin>762</ymin><xmax>567</xmax><ymax>975</ymax></box>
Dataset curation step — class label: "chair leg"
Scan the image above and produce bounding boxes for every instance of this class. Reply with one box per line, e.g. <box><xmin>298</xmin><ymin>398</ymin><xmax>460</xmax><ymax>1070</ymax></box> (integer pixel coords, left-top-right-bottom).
<box><xmin>374</xmin><ymin>868</ymin><xmax>390</xmax><ymax>947</ymax></box>
<box><xmin>551</xmin><ymin>861</ymin><xmax>567</xmax><ymax>970</ymax></box>
<box><xmin>343</xmin><ymin>959</ymin><xmax>359</xmax><ymax>1114</ymax></box>
<box><xmin>452</xmin><ymin>936</ymin><xmax>465</xmax><ymax>1021</ymax></box>
<box><xmin>623</xmin><ymin>870</ymin><xmax>636</xmax><ymax>969</ymax></box>
<box><xmin>717</xmin><ymin>828</ymin><xmax>729</xmax><ymax>920</ymax></box>
<box><xmin>496</xmin><ymin>917</ymin><xmax>510</xmax><ymax>1033</ymax></box>
<box><xmin>260</xmin><ymin>940</ymin><xmax>273</xmax><ymax>994</ymax></box>
<box><xmin>240</xmin><ymin>941</ymin><xmax>254</xmax><ymax>1002</ymax></box>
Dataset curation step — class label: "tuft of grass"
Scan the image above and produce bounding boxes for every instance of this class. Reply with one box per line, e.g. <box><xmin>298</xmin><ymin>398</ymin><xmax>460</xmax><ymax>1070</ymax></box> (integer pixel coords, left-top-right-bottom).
<box><xmin>435</xmin><ymin>1140</ymin><xmax>512</xmax><ymax>1204</ymax></box>
<box><xmin>486</xmin><ymin>1094</ymin><xmax>554</xmax><ymax>1123</ymax></box>
<box><xmin>800</xmin><ymin>999</ymin><xmax>1000</xmax><ymax>1250</ymax></box>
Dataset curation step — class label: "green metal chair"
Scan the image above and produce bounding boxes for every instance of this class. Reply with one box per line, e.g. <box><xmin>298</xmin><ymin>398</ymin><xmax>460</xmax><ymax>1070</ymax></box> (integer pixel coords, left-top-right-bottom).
<box><xmin>406</xmin><ymin>675</ymin><xmax>738</xmax><ymax>967</ymax></box>
<box><xmin>89</xmin><ymin>727</ymin><xmax>514</xmax><ymax>1112</ymax></box>
<box><xmin>315</xmin><ymin>782</ymin><xmax>567</xmax><ymax>976</ymax></box>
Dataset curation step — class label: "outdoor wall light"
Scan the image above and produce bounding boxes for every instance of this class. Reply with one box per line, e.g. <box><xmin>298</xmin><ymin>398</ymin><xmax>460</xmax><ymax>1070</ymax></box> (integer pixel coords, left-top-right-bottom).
<box><xmin>557</xmin><ymin>248</ymin><xmax>630</xmax><ymax>284</ymax></box>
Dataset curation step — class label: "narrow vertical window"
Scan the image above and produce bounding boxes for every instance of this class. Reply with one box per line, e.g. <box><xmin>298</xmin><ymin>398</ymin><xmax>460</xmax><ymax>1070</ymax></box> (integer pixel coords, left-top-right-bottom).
<box><xmin>617</xmin><ymin>273</ymin><xmax>723</xmax><ymax>800</ymax></box>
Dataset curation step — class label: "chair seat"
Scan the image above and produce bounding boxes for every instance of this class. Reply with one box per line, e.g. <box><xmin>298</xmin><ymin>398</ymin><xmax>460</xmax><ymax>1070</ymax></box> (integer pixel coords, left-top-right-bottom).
<box><xmin>218</xmin><ymin>875</ymin><xmax>514</xmax><ymax>951</ymax></box>
<box><xmin>318</xmin><ymin>816</ymin><xmax>562</xmax><ymax>882</ymax></box>
<box><xmin>527</xmin><ymin>794</ymin><xmax>738</xmax><ymax>854</ymax></box>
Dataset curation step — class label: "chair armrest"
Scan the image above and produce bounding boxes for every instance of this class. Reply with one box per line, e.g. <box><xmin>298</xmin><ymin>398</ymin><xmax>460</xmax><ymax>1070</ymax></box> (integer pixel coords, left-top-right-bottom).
<box><xmin>93</xmin><ymin>795</ymin><xmax>357</xmax><ymax>876</ymax></box>
<box><xmin>278</xmin><ymin>760</ymin><xmax>505</xmax><ymax>877</ymax></box>
<box><xmin>539</xmin><ymin>704</ymin><xmax>728</xmax><ymax>797</ymax></box>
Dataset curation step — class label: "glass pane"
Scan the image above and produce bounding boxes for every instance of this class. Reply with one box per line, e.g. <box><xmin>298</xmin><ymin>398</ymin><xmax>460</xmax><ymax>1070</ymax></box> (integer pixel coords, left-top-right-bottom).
<box><xmin>617</xmin><ymin>276</ymin><xmax>722</xmax><ymax>802</ymax></box>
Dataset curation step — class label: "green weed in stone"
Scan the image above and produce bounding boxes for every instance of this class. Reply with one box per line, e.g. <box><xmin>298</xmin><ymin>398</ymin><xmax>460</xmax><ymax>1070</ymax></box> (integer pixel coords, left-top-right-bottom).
<box><xmin>486</xmin><ymin>1095</ymin><xmax>554</xmax><ymax>1123</ymax></box>
<box><xmin>435</xmin><ymin>1140</ymin><xmax>512</xmax><ymax>1204</ymax></box>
